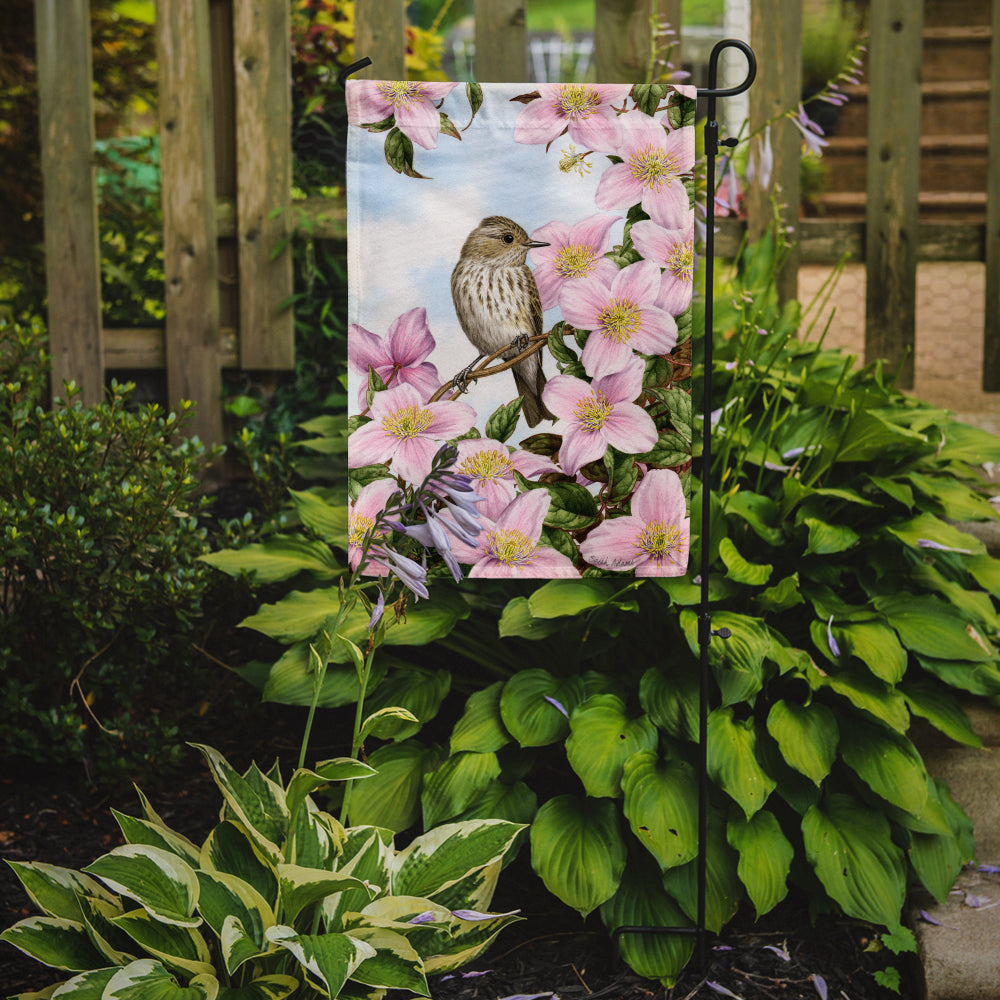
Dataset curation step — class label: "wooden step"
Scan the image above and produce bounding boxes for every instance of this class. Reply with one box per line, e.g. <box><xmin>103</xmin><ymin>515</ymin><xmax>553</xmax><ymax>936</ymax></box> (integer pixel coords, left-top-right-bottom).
<box><xmin>921</xmin><ymin>0</ymin><xmax>991</xmax><ymax>28</ymax></box>
<box><xmin>812</xmin><ymin>190</ymin><xmax>987</xmax><ymax>222</ymax></box>
<box><xmin>922</xmin><ymin>25</ymin><xmax>993</xmax><ymax>83</ymax></box>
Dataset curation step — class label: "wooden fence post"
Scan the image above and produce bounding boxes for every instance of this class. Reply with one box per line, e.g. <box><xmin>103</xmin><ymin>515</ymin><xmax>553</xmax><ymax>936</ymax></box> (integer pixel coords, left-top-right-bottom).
<box><xmin>157</xmin><ymin>0</ymin><xmax>223</xmax><ymax>445</ymax></box>
<box><xmin>34</xmin><ymin>0</ymin><xmax>104</xmax><ymax>405</ymax></box>
<box><xmin>474</xmin><ymin>0</ymin><xmax>527</xmax><ymax>81</ymax></box>
<box><xmin>594</xmin><ymin>0</ymin><xmax>653</xmax><ymax>83</ymax></box>
<box><xmin>747</xmin><ymin>0</ymin><xmax>801</xmax><ymax>306</ymax></box>
<box><xmin>983</xmin><ymin>0</ymin><xmax>1000</xmax><ymax>391</ymax></box>
<box><xmin>233</xmin><ymin>0</ymin><xmax>294</xmax><ymax>369</ymax></box>
<box><xmin>864</xmin><ymin>0</ymin><xmax>923</xmax><ymax>389</ymax></box>
<box><xmin>354</xmin><ymin>0</ymin><xmax>406</xmax><ymax>79</ymax></box>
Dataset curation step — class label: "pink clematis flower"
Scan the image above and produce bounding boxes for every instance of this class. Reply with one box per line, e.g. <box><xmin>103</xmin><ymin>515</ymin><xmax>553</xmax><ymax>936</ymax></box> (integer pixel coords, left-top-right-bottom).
<box><xmin>579</xmin><ymin>468</ymin><xmax>689</xmax><ymax>576</ymax></box>
<box><xmin>595</xmin><ymin>109</ymin><xmax>694</xmax><ymax>229</ymax></box>
<box><xmin>447</xmin><ymin>490</ymin><xmax>579</xmax><ymax>578</ymax></box>
<box><xmin>542</xmin><ymin>356</ymin><xmax>657</xmax><ymax>477</ymax></box>
<box><xmin>349</xmin><ymin>383</ymin><xmax>476</xmax><ymax>485</ymax></box>
<box><xmin>630</xmin><ymin>219</ymin><xmax>695</xmax><ymax>316</ymax></box>
<box><xmin>347</xmin><ymin>79</ymin><xmax>459</xmax><ymax>150</ymax></box>
<box><xmin>454</xmin><ymin>439</ymin><xmax>560</xmax><ymax>521</ymax></box>
<box><xmin>348</xmin><ymin>478</ymin><xmax>400</xmax><ymax>574</ymax></box>
<box><xmin>558</xmin><ymin>259</ymin><xmax>677</xmax><ymax>377</ymax></box>
<box><xmin>514</xmin><ymin>83</ymin><xmax>633</xmax><ymax>154</ymax></box>
<box><xmin>348</xmin><ymin>307</ymin><xmax>441</xmax><ymax>411</ymax></box>
<box><xmin>528</xmin><ymin>214</ymin><xmax>621</xmax><ymax>312</ymax></box>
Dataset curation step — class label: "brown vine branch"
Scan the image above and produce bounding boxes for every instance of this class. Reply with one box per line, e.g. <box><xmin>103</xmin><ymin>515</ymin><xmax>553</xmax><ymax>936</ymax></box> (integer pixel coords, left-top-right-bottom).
<box><xmin>427</xmin><ymin>331</ymin><xmax>553</xmax><ymax>404</ymax></box>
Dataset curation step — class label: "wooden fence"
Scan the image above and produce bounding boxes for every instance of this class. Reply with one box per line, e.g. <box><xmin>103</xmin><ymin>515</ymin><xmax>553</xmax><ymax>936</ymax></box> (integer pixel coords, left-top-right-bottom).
<box><xmin>33</xmin><ymin>0</ymin><xmax>1000</xmax><ymax>445</ymax></box>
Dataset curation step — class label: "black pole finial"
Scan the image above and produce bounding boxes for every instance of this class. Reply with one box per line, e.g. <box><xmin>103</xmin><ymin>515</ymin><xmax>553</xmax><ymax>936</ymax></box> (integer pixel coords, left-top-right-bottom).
<box><xmin>337</xmin><ymin>56</ymin><xmax>373</xmax><ymax>90</ymax></box>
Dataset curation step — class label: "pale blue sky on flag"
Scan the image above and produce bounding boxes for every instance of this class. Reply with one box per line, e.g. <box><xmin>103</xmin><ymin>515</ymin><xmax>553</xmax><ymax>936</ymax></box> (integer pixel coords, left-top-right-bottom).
<box><xmin>347</xmin><ymin>83</ymin><xmax>627</xmax><ymax>442</ymax></box>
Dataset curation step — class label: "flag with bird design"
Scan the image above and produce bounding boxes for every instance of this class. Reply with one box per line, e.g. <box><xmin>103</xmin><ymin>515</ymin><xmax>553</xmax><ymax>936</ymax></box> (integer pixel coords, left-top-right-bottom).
<box><xmin>346</xmin><ymin>80</ymin><xmax>695</xmax><ymax>580</ymax></box>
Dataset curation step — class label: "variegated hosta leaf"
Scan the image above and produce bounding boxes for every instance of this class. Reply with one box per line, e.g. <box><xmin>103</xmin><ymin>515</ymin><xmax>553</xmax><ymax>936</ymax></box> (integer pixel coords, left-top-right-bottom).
<box><xmin>195</xmin><ymin>870</ymin><xmax>274</xmax><ymax>973</ymax></box>
<box><xmin>214</xmin><ymin>974</ymin><xmax>299</xmax><ymax>1000</ymax></box>
<box><xmin>4</xmin><ymin>862</ymin><xmax>118</xmax><ymax>922</ymax></box>
<box><xmin>102</xmin><ymin>958</ymin><xmax>218</xmax><ymax>999</ymax></box>
<box><xmin>421</xmin><ymin>907</ymin><xmax>522</xmax><ymax>975</ymax></box>
<box><xmin>276</xmin><ymin>864</ymin><xmax>375</xmax><ymax>925</ymax></box>
<box><xmin>220</xmin><ymin>915</ymin><xmax>270</xmax><ymax>979</ymax></box>
<box><xmin>726</xmin><ymin>810</ymin><xmax>793</xmax><ymax>918</ymax></box>
<box><xmin>285</xmin><ymin>760</ymin><xmax>376</xmax><ymax>823</ymax></box>
<box><xmin>112</xmin><ymin>810</ymin><xmax>201</xmax><ymax>868</ymax></box>
<box><xmin>265</xmin><ymin>926</ymin><xmax>376</xmax><ymax>998</ymax></box>
<box><xmin>323</xmin><ymin>829</ymin><xmax>392</xmax><ymax>931</ymax></box>
<box><xmin>77</xmin><ymin>894</ymin><xmax>136</xmax><ymax>966</ymax></box>
<box><xmin>345</xmin><ymin>926</ymin><xmax>429</xmax><ymax>995</ymax></box>
<box><xmin>425</xmin><ymin>859</ymin><xmax>501</xmax><ymax>915</ymax></box>
<box><xmin>47</xmin><ymin>966</ymin><xmax>118</xmax><ymax>997</ymax></box>
<box><xmin>621</xmin><ymin>751</ymin><xmax>699</xmax><ymax>871</ymax></box>
<box><xmin>0</xmin><ymin>916</ymin><xmax>107</xmax><ymax>971</ymax></box>
<box><xmin>529</xmin><ymin>796</ymin><xmax>626</xmax><ymax>917</ymax></box>
<box><xmin>199</xmin><ymin>822</ymin><xmax>279</xmax><ymax>910</ymax></box>
<box><xmin>83</xmin><ymin>845</ymin><xmax>200</xmax><ymax>928</ymax></box>
<box><xmin>706</xmin><ymin>707</ymin><xmax>776</xmax><ymax>819</ymax></box>
<box><xmin>599</xmin><ymin>853</ymin><xmax>694</xmax><ymax>987</ymax></box>
<box><xmin>110</xmin><ymin>907</ymin><xmax>213</xmax><ymax>978</ymax></box>
<box><xmin>391</xmin><ymin>820</ymin><xmax>524</xmax><ymax>901</ymax></box>
<box><xmin>190</xmin><ymin>745</ymin><xmax>287</xmax><ymax>863</ymax></box>
<box><xmin>566</xmin><ymin>695</ymin><xmax>658</xmax><ymax>799</ymax></box>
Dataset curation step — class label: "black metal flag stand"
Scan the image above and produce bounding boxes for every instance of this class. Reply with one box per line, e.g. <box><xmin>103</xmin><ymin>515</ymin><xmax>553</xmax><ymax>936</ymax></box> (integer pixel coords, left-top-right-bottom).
<box><xmin>340</xmin><ymin>39</ymin><xmax>758</xmax><ymax>975</ymax></box>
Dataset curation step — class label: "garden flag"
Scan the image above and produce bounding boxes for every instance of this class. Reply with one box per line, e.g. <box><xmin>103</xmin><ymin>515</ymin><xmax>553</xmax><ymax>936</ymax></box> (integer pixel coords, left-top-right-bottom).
<box><xmin>346</xmin><ymin>80</ymin><xmax>696</xmax><ymax>580</ymax></box>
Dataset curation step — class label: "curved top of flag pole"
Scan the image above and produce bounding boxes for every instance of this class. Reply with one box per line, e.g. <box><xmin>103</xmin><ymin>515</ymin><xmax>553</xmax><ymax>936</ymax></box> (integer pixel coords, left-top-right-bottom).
<box><xmin>700</xmin><ymin>38</ymin><xmax>757</xmax><ymax>99</ymax></box>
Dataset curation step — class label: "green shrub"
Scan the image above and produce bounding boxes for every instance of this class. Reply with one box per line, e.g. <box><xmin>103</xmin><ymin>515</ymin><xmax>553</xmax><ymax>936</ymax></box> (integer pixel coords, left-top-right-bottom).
<box><xmin>1</xmin><ymin>743</ymin><xmax>524</xmax><ymax>998</ymax></box>
<box><xmin>0</xmin><ymin>318</ymin><xmax>220</xmax><ymax>782</ymax></box>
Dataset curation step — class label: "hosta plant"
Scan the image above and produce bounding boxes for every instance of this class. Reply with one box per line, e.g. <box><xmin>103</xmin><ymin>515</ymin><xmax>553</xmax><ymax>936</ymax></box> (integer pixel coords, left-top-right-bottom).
<box><xmin>1</xmin><ymin>744</ymin><xmax>523</xmax><ymax>999</ymax></box>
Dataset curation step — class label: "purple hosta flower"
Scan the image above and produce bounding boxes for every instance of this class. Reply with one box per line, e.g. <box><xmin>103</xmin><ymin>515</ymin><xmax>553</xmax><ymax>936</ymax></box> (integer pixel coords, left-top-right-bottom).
<box><xmin>827</xmin><ymin>615</ymin><xmax>841</xmax><ymax>657</ymax></box>
<box><xmin>790</xmin><ymin>103</ymin><xmax>828</xmax><ymax>156</ymax></box>
<box><xmin>528</xmin><ymin>214</ymin><xmax>621</xmax><ymax>311</ymax></box>
<box><xmin>349</xmin><ymin>383</ymin><xmax>476</xmax><ymax>485</ymax></box>
<box><xmin>811</xmin><ymin>974</ymin><xmax>828</xmax><ymax>1000</ymax></box>
<box><xmin>579</xmin><ymin>469</ymin><xmax>689</xmax><ymax>577</ymax></box>
<box><xmin>542</xmin><ymin>357</ymin><xmax>657</xmax><ymax>478</ymax></box>
<box><xmin>348</xmin><ymin>307</ymin><xmax>441</xmax><ymax>411</ymax></box>
<box><xmin>558</xmin><ymin>259</ymin><xmax>677</xmax><ymax>377</ymax></box>
<box><xmin>979</xmin><ymin>865</ymin><xmax>1000</xmax><ymax>874</ymax></box>
<box><xmin>451</xmin><ymin>908</ymin><xmax>521</xmax><ymax>921</ymax></box>
<box><xmin>445</xmin><ymin>490</ymin><xmax>579</xmax><ymax>578</ymax></box>
<box><xmin>513</xmin><ymin>83</ymin><xmax>632</xmax><ymax>153</ymax></box>
<box><xmin>407</xmin><ymin>911</ymin><xmax>438</xmax><ymax>925</ymax></box>
<box><xmin>367</xmin><ymin>590</ymin><xmax>385</xmax><ymax>631</ymax></box>
<box><xmin>596</xmin><ymin>110</ymin><xmax>695</xmax><ymax>229</ymax></box>
<box><xmin>454</xmin><ymin>438</ymin><xmax>559</xmax><ymax>521</ymax></box>
<box><xmin>917</xmin><ymin>538</ymin><xmax>973</xmax><ymax>555</ymax></box>
<box><xmin>746</xmin><ymin>124</ymin><xmax>774</xmax><ymax>190</ymax></box>
<box><xmin>348</xmin><ymin>479</ymin><xmax>401</xmax><ymax>575</ymax></box>
<box><xmin>347</xmin><ymin>80</ymin><xmax>459</xmax><ymax>149</ymax></box>
<box><xmin>706</xmin><ymin>983</ymin><xmax>742</xmax><ymax>999</ymax></box>
<box><xmin>763</xmin><ymin>944</ymin><xmax>791</xmax><ymax>962</ymax></box>
<box><xmin>629</xmin><ymin>218</ymin><xmax>695</xmax><ymax>316</ymax></box>
<box><xmin>544</xmin><ymin>695</ymin><xmax>569</xmax><ymax>718</ymax></box>
<box><xmin>440</xmin><ymin>970</ymin><xmax>493</xmax><ymax>981</ymax></box>
<box><xmin>376</xmin><ymin>544</ymin><xmax>429</xmax><ymax>599</ymax></box>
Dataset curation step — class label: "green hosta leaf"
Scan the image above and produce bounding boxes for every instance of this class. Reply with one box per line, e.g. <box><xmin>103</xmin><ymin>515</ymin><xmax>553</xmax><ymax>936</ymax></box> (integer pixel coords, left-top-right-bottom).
<box><xmin>909</xmin><ymin>827</ymin><xmax>965</xmax><ymax>905</ymax></box>
<box><xmin>392</xmin><ymin>820</ymin><xmax>524</xmax><ymax>900</ymax></box>
<box><xmin>200</xmin><ymin>536</ymin><xmax>340</xmax><ymax>584</ymax></box>
<box><xmin>901</xmin><ymin>680</ymin><xmax>982</xmax><ymax>748</ymax></box>
<box><xmin>0</xmin><ymin>916</ymin><xmax>107</xmax><ymax>971</ymax></box>
<box><xmin>906</xmin><ymin>472</ymin><xmax>998</xmax><ymax>521</ymax></box>
<box><xmin>661</xmin><ymin>811</ymin><xmax>741</xmax><ymax>933</ymax></box>
<box><xmin>451</xmin><ymin>682</ymin><xmax>511</xmax><ymax>754</ymax></box>
<box><xmin>347</xmin><ymin>740</ymin><xmax>442</xmax><ymax>832</ymax></box>
<box><xmin>5</xmin><ymin>862</ymin><xmax>118</xmax><ymax>923</ymax></box>
<box><xmin>83</xmin><ymin>846</ymin><xmax>200</xmax><ymax>928</ymax></box>
<box><xmin>200</xmin><ymin>822</ymin><xmax>278</xmax><ymax>910</ymax></box>
<box><xmin>718</xmin><ymin>537</ymin><xmax>772</xmax><ymax>585</ymax></box>
<box><xmin>289</xmin><ymin>489</ymin><xmax>349</xmax><ymax>547</ymax></box>
<box><xmin>727</xmin><ymin>811</ymin><xmax>793</xmax><ymax>918</ymax></box>
<box><xmin>725</xmin><ymin>491</ymin><xmax>784</xmax><ymax>545</ymax></box>
<box><xmin>599</xmin><ymin>852</ymin><xmax>694</xmax><ymax>987</ymax></box>
<box><xmin>566</xmin><ymin>695</ymin><xmax>658</xmax><ymax>798</ymax></box>
<box><xmin>216</xmin><ymin>976</ymin><xmax>299</xmax><ymax>1000</ymax></box>
<box><xmin>802</xmin><ymin>793</ymin><xmax>906</xmax><ymax>926</ymax></box>
<box><xmin>839</xmin><ymin>718</ymin><xmax>928</xmax><ymax>816</ymax></box>
<box><xmin>707</xmin><ymin>708</ymin><xmax>776</xmax><ymax>818</ymax></box>
<box><xmin>103</xmin><ymin>959</ymin><xmax>218</xmax><ymax>1000</ymax></box>
<box><xmin>874</xmin><ymin>594</ymin><xmax>995</xmax><ymax>662</ymax></box>
<box><xmin>834</xmin><ymin>621</ymin><xmax>908</xmax><ymax>683</ymax></box>
<box><xmin>910</xmin><ymin>562</ymin><xmax>1000</xmax><ymax>633</ymax></box>
<box><xmin>803</xmin><ymin>517</ymin><xmax>859</xmax><ymax>555</ymax></box>
<box><xmin>111</xmin><ymin>908</ymin><xmax>214</xmax><ymax>977</ymax></box>
<box><xmin>916</xmin><ymin>655</ymin><xmax>1000</xmax><ymax>697</ymax></box>
<box><xmin>756</xmin><ymin>573</ymin><xmax>805</xmax><ymax>613</ymax></box>
<box><xmin>497</xmin><ymin>596</ymin><xmax>564</xmax><ymax>639</ymax></box>
<box><xmin>362</xmin><ymin>667</ymin><xmax>451</xmax><ymax>740</ymax></box>
<box><xmin>499</xmin><ymin>670</ymin><xmax>585</xmax><ymax>747</ymax></box>
<box><xmin>834</xmin><ymin>410</ymin><xmax>927</xmax><ymax>463</ymax></box>
<box><xmin>112</xmin><ymin>812</ymin><xmax>201</xmax><ymax>868</ymax></box>
<box><xmin>421</xmin><ymin>751</ymin><xmax>502</xmax><ymax>828</ymax></box>
<box><xmin>936</xmin><ymin>421</ymin><xmax>1000</xmax><ymax>464</ymax></box>
<box><xmin>265</xmin><ymin>926</ymin><xmax>375</xmax><ymax>997</ymax></box>
<box><xmin>680</xmin><ymin>610</ymin><xmax>770</xmax><ymax>706</ymax></box>
<box><xmin>452</xmin><ymin>779</ymin><xmax>538</xmax><ymax>827</ymax></box>
<box><xmin>260</xmin><ymin>643</ymin><xmax>388</xmax><ymax>708</ymax></box>
<box><xmin>621</xmin><ymin>751</ymin><xmax>698</xmax><ymax>870</ymax></box>
<box><xmin>346</xmin><ymin>926</ymin><xmax>429</xmax><ymax>994</ymax></box>
<box><xmin>810</xmin><ymin>661</ymin><xmax>910</xmax><ymax>732</ymax></box>
<box><xmin>967</xmin><ymin>553</ymin><xmax>1000</xmax><ymax>597</ymax></box>
<box><xmin>530</xmin><ymin>795</ymin><xmax>626</xmax><ymax>917</ymax></box>
<box><xmin>527</xmin><ymin>579</ymin><xmax>618</xmax><ymax>618</ymax></box>
<box><xmin>765</xmin><ymin>700</ymin><xmax>838</xmax><ymax>786</ymax></box>
<box><xmin>886</xmin><ymin>511</ymin><xmax>985</xmax><ymax>556</ymax></box>
<box><xmin>639</xmin><ymin>664</ymin><xmax>699</xmax><ymax>742</ymax></box>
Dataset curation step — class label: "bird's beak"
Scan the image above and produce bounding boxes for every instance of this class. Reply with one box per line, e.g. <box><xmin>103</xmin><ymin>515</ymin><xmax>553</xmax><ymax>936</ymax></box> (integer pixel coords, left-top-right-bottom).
<box><xmin>524</xmin><ymin>239</ymin><xmax>550</xmax><ymax>248</ymax></box>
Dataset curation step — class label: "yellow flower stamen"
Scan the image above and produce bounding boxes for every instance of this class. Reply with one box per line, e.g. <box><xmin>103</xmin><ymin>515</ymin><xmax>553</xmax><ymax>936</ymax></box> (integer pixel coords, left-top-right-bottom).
<box><xmin>665</xmin><ymin>241</ymin><xmax>694</xmax><ymax>283</ymax></box>
<box><xmin>628</xmin><ymin>145</ymin><xmax>681</xmax><ymax>192</ymax></box>
<box><xmin>349</xmin><ymin>513</ymin><xmax>376</xmax><ymax>548</ymax></box>
<box><xmin>376</xmin><ymin>81</ymin><xmax>424</xmax><ymax>109</ymax></box>
<box><xmin>486</xmin><ymin>527</ymin><xmax>535</xmax><ymax>566</ymax></box>
<box><xmin>558</xmin><ymin>144</ymin><xmax>593</xmax><ymax>177</ymax></box>
<box><xmin>382</xmin><ymin>404</ymin><xmax>434</xmax><ymax>440</ymax></box>
<box><xmin>597</xmin><ymin>297</ymin><xmax>642</xmax><ymax>344</ymax></box>
<box><xmin>554</xmin><ymin>243</ymin><xmax>598</xmax><ymax>279</ymax></box>
<box><xmin>460</xmin><ymin>448</ymin><xmax>513</xmax><ymax>483</ymax></box>
<box><xmin>555</xmin><ymin>84</ymin><xmax>601</xmax><ymax>120</ymax></box>
<box><xmin>574</xmin><ymin>389</ymin><xmax>614</xmax><ymax>433</ymax></box>
<box><xmin>637</xmin><ymin>521</ymin><xmax>683</xmax><ymax>561</ymax></box>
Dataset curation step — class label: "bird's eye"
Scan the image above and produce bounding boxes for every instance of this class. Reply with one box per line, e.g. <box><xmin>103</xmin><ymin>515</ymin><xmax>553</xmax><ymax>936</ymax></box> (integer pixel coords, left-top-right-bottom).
<box><xmin>502</xmin><ymin>233</ymin><xmax>514</xmax><ymax>244</ymax></box>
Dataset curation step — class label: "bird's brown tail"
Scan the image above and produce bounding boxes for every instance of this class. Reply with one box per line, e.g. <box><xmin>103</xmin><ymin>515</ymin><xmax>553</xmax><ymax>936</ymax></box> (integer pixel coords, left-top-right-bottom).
<box><xmin>513</xmin><ymin>364</ymin><xmax>556</xmax><ymax>427</ymax></box>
